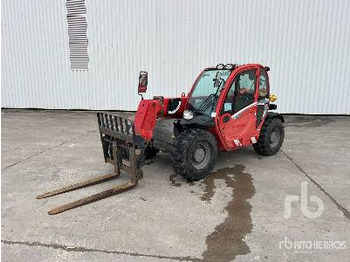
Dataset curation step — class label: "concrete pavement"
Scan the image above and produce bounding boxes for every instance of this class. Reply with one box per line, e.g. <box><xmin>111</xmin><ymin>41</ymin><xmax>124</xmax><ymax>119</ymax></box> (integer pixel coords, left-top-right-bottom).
<box><xmin>1</xmin><ymin>110</ymin><xmax>349</xmax><ymax>261</ymax></box>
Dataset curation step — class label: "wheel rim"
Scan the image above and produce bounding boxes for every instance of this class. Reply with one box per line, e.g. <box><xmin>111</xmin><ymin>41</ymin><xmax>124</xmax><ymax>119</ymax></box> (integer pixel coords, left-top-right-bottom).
<box><xmin>191</xmin><ymin>142</ymin><xmax>211</xmax><ymax>170</ymax></box>
<box><xmin>269</xmin><ymin>128</ymin><xmax>281</xmax><ymax>148</ymax></box>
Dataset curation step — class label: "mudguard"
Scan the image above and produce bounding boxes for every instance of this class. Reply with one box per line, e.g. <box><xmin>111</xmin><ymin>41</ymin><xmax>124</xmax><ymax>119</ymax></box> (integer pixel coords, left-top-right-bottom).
<box><xmin>134</xmin><ymin>99</ymin><xmax>163</xmax><ymax>141</ymax></box>
<box><xmin>265</xmin><ymin>112</ymin><xmax>285</xmax><ymax>123</ymax></box>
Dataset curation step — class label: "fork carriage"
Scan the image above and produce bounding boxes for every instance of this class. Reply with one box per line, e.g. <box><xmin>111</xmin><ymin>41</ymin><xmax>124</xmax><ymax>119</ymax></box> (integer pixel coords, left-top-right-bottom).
<box><xmin>98</xmin><ymin>112</ymin><xmax>146</xmax><ymax>180</ymax></box>
<box><xmin>37</xmin><ymin>112</ymin><xmax>147</xmax><ymax>215</ymax></box>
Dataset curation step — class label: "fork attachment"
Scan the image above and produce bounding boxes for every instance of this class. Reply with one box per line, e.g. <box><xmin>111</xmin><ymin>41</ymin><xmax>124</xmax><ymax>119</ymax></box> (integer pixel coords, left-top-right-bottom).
<box><xmin>37</xmin><ymin>112</ymin><xmax>147</xmax><ymax>215</ymax></box>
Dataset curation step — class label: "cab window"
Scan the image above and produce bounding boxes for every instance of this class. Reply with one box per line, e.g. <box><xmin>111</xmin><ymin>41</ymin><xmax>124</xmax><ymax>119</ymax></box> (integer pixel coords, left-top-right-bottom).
<box><xmin>258</xmin><ymin>69</ymin><xmax>269</xmax><ymax>98</ymax></box>
<box><xmin>222</xmin><ymin>70</ymin><xmax>257</xmax><ymax>114</ymax></box>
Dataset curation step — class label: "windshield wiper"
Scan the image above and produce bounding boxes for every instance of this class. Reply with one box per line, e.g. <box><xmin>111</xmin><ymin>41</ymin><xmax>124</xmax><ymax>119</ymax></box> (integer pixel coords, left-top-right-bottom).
<box><xmin>193</xmin><ymin>78</ymin><xmax>226</xmax><ymax>116</ymax></box>
<box><xmin>193</xmin><ymin>93</ymin><xmax>216</xmax><ymax>115</ymax></box>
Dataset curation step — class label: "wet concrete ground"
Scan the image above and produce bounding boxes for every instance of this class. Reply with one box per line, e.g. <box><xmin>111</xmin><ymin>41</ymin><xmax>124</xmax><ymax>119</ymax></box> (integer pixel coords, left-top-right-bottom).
<box><xmin>1</xmin><ymin>110</ymin><xmax>350</xmax><ymax>261</ymax></box>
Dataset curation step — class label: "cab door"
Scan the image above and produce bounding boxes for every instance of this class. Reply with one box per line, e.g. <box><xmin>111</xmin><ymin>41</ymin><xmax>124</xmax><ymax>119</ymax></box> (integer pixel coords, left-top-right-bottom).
<box><xmin>217</xmin><ymin>69</ymin><xmax>259</xmax><ymax>149</ymax></box>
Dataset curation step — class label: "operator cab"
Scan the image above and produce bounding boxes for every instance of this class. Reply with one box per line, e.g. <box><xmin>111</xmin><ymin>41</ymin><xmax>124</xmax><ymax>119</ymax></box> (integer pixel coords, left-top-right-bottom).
<box><xmin>184</xmin><ymin>64</ymin><xmax>236</xmax><ymax>120</ymax></box>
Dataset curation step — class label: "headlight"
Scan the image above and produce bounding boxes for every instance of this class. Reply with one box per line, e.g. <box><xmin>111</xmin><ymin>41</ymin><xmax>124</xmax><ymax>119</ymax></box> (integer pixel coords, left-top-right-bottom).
<box><xmin>216</xmin><ymin>63</ymin><xmax>225</xmax><ymax>70</ymax></box>
<box><xmin>183</xmin><ymin>110</ymin><xmax>194</xmax><ymax>120</ymax></box>
<box><xmin>225</xmin><ymin>63</ymin><xmax>237</xmax><ymax>70</ymax></box>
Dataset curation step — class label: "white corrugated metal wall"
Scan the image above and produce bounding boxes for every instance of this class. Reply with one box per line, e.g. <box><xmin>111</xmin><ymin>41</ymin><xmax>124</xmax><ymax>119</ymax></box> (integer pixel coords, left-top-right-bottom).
<box><xmin>2</xmin><ymin>0</ymin><xmax>350</xmax><ymax>114</ymax></box>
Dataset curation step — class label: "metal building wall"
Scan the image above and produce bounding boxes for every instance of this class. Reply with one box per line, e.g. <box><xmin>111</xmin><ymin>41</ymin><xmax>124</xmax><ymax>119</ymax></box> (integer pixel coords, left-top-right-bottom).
<box><xmin>2</xmin><ymin>0</ymin><xmax>350</xmax><ymax>114</ymax></box>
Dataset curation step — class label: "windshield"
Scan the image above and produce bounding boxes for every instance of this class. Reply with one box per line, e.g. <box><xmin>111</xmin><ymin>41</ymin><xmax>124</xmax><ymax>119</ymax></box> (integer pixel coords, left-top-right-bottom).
<box><xmin>187</xmin><ymin>69</ymin><xmax>231</xmax><ymax>116</ymax></box>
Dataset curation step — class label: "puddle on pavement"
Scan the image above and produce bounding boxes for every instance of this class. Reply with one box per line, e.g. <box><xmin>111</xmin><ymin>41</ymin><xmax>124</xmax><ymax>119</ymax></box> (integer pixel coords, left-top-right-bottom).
<box><xmin>285</xmin><ymin>116</ymin><xmax>335</xmax><ymax>127</ymax></box>
<box><xmin>201</xmin><ymin>165</ymin><xmax>255</xmax><ymax>262</ymax></box>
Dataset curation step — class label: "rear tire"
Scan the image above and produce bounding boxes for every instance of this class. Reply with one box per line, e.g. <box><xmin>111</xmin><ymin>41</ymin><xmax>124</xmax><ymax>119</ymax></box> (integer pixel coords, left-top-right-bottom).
<box><xmin>253</xmin><ymin>118</ymin><xmax>285</xmax><ymax>155</ymax></box>
<box><xmin>170</xmin><ymin>129</ymin><xmax>217</xmax><ymax>181</ymax></box>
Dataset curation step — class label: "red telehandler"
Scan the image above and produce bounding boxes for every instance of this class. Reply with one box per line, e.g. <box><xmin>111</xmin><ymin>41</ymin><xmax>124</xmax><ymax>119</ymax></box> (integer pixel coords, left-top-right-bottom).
<box><xmin>38</xmin><ymin>63</ymin><xmax>284</xmax><ymax>214</ymax></box>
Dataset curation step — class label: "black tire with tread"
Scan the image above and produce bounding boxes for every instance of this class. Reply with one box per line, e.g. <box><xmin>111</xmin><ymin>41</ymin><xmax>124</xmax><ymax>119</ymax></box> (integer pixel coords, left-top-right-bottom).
<box><xmin>253</xmin><ymin>118</ymin><xmax>285</xmax><ymax>155</ymax></box>
<box><xmin>170</xmin><ymin>129</ymin><xmax>217</xmax><ymax>181</ymax></box>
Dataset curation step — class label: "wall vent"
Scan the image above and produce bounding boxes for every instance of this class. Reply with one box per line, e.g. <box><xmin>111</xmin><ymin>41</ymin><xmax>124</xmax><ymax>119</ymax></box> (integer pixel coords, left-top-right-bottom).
<box><xmin>66</xmin><ymin>0</ymin><xmax>89</xmax><ymax>70</ymax></box>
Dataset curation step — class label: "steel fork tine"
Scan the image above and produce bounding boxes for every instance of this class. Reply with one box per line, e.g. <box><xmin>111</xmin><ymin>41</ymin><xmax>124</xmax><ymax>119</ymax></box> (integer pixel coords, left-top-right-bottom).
<box><xmin>47</xmin><ymin>181</ymin><xmax>137</xmax><ymax>215</ymax></box>
<box><xmin>37</xmin><ymin>173</ymin><xmax>117</xmax><ymax>199</ymax></box>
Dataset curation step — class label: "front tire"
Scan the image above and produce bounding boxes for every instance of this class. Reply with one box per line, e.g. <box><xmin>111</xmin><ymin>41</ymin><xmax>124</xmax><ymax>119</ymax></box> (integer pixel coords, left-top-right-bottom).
<box><xmin>253</xmin><ymin>118</ymin><xmax>285</xmax><ymax>155</ymax></box>
<box><xmin>170</xmin><ymin>129</ymin><xmax>217</xmax><ymax>181</ymax></box>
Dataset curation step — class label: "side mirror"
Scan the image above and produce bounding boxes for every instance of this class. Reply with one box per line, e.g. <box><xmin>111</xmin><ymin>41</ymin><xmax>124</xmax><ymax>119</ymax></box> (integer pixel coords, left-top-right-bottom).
<box><xmin>138</xmin><ymin>71</ymin><xmax>148</xmax><ymax>94</ymax></box>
